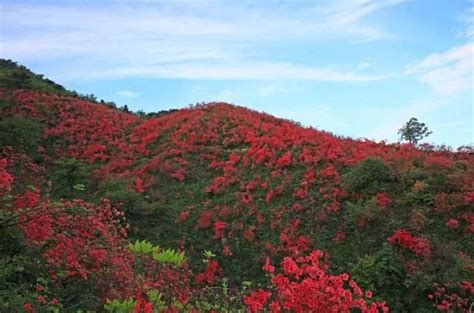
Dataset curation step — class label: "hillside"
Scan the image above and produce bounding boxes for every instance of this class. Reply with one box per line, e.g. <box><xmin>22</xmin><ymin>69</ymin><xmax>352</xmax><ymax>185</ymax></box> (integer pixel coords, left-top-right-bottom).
<box><xmin>0</xmin><ymin>63</ymin><xmax>473</xmax><ymax>312</ymax></box>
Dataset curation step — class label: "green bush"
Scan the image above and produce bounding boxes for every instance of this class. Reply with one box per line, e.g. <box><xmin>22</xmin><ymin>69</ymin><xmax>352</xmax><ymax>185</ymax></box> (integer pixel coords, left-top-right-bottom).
<box><xmin>342</xmin><ymin>157</ymin><xmax>393</xmax><ymax>195</ymax></box>
<box><xmin>99</xmin><ymin>178</ymin><xmax>146</xmax><ymax>214</ymax></box>
<box><xmin>49</xmin><ymin>158</ymin><xmax>96</xmax><ymax>200</ymax></box>
<box><xmin>0</xmin><ymin>117</ymin><xmax>43</xmax><ymax>158</ymax></box>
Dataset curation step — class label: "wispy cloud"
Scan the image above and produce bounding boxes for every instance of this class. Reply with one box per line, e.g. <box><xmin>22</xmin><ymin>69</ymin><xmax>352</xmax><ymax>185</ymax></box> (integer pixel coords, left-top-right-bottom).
<box><xmin>324</xmin><ymin>0</ymin><xmax>405</xmax><ymax>25</ymax></box>
<box><xmin>77</xmin><ymin>62</ymin><xmax>388</xmax><ymax>82</ymax></box>
<box><xmin>257</xmin><ymin>84</ymin><xmax>281</xmax><ymax>97</ymax></box>
<box><xmin>357</xmin><ymin>61</ymin><xmax>375</xmax><ymax>70</ymax></box>
<box><xmin>117</xmin><ymin>90</ymin><xmax>139</xmax><ymax>98</ymax></box>
<box><xmin>406</xmin><ymin>43</ymin><xmax>473</xmax><ymax>95</ymax></box>
<box><xmin>1</xmin><ymin>1</ymin><xmax>401</xmax><ymax>82</ymax></box>
<box><xmin>407</xmin><ymin>3</ymin><xmax>474</xmax><ymax>96</ymax></box>
<box><xmin>458</xmin><ymin>1</ymin><xmax>474</xmax><ymax>38</ymax></box>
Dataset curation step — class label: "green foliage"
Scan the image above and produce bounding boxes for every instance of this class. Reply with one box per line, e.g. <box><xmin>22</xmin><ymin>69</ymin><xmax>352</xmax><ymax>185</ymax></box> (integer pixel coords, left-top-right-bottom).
<box><xmin>152</xmin><ymin>248</ymin><xmax>185</xmax><ymax>266</ymax></box>
<box><xmin>49</xmin><ymin>158</ymin><xmax>95</xmax><ymax>199</ymax></box>
<box><xmin>203</xmin><ymin>250</ymin><xmax>216</xmax><ymax>261</ymax></box>
<box><xmin>0</xmin><ymin>59</ymin><xmax>71</xmax><ymax>95</ymax></box>
<box><xmin>0</xmin><ymin>99</ymin><xmax>12</xmax><ymax>111</ymax></box>
<box><xmin>0</xmin><ymin>59</ymin><xmax>115</xmax><ymax>105</ymax></box>
<box><xmin>99</xmin><ymin>178</ymin><xmax>145</xmax><ymax>213</ymax></box>
<box><xmin>342</xmin><ymin>157</ymin><xmax>393</xmax><ymax>195</ymax></box>
<box><xmin>128</xmin><ymin>239</ymin><xmax>156</xmax><ymax>255</ymax></box>
<box><xmin>147</xmin><ymin>290</ymin><xmax>166</xmax><ymax>310</ymax></box>
<box><xmin>398</xmin><ymin>117</ymin><xmax>432</xmax><ymax>145</ymax></box>
<box><xmin>0</xmin><ymin>117</ymin><xmax>43</xmax><ymax>158</ymax></box>
<box><xmin>0</xmin><ymin>226</ymin><xmax>37</xmax><ymax>311</ymax></box>
<box><xmin>350</xmin><ymin>244</ymin><xmax>407</xmax><ymax>309</ymax></box>
<box><xmin>128</xmin><ymin>240</ymin><xmax>185</xmax><ymax>267</ymax></box>
<box><xmin>350</xmin><ymin>244</ymin><xmax>435</xmax><ymax>311</ymax></box>
<box><xmin>73</xmin><ymin>183</ymin><xmax>86</xmax><ymax>192</ymax></box>
<box><xmin>104</xmin><ymin>298</ymin><xmax>136</xmax><ymax>312</ymax></box>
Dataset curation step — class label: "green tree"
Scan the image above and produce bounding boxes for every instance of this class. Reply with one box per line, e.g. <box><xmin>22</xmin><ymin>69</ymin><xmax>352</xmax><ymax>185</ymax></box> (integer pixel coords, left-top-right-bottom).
<box><xmin>50</xmin><ymin>158</ymin><xmax>95</xmax><ymax>199</ymax></box>
<box><xmin>398</xmin><ymin>117</ymin><xmax>432</xmax><ymax>145</ymax></box>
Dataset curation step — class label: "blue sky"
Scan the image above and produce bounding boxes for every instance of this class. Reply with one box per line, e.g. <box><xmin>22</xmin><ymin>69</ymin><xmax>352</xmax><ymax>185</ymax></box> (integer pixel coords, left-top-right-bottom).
<box><xmin>1</xmin><ymin>0</ymin><xmax>473</xmax><ymax>147</ymax></box>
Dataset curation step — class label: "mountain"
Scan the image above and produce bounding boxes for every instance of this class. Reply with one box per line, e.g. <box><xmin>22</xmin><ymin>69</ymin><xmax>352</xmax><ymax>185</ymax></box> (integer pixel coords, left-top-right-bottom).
<box><xmin>1</xmin><ymin>61</ymin><xmax>473</xmax><ymax>312</ymax></box>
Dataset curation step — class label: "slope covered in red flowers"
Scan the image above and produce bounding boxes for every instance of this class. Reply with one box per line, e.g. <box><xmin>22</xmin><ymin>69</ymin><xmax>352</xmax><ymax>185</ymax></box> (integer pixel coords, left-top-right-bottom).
<box><xmin>1</xmin><ymin>85</ymin><xmax>473</xmax><ymax>312</ymax></box>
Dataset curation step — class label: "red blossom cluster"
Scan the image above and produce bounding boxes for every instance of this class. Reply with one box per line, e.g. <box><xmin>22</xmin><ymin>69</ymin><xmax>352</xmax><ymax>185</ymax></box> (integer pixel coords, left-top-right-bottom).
<box><xmin>375</xmin><ymin>192</ymin><xmax>391</xmax><ymax>208</ymax></box>
<box><xmin>244</xmin><ymin>250</ymin><xmax>388</xmax><ymax>312</ymax></box>
<box><xmin>387</xmin><ymin>229</ymin><xmax>431</xmax><ymax>258</ymax></box>
<box><xmin>0</xmin><ymin>158</ymin><xmax>13</xmax><ymax>193</ymax></box>
<box><xmin>1</xmin><ymin>163</ymin><xmax>195</xmax><ymax>309</ymax></box>
<box><xmin>428</xmin><ymin>281</ymin><xmax>474</xmax><ymax>311</ymax></box>
<box><xmin>195</xmin><ymin>260</ymin><xmax>222</xmax><ymax>285</ymax></box>
<box><xmin>445</xmin><ymin>218</ymin><xmax>460</xmax><ymax>229</ymax></box>
<box><xmin>17</xmin><ymin>197</ymin><xmax>135</xmax><ymax>297</ymax></box>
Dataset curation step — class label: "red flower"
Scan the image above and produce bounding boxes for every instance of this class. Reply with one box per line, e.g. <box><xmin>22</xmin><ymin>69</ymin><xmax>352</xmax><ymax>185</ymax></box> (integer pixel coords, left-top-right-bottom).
<box><xmin>195</xmin><ymin>260</ymin><xmax>222</xmax><ymax>285</ymax></box>
<box><xmin>263</xmin><ymin>258</ymin><xmax>275</xmax><ymax>274</ymax></box>
<box><xmin>375</xmin><ymin>192</ymin><xmax>391</xmax><ymax>207</ymax></box>
<box><xmin>276</xmin><ymin>152</ymin><xmax>292</xmax><ymax>168</ymax></box>
<box><xmin>213</xmin><ymin>220</ymin><xmax>227</xmax><ymax>239</ymax></box>
<box><xmin>244</xmin><ymin>289</ymin><xmax>271</xmax><ymax>312</ymax></box>
<box><xmin>23</xmin><ymin>303</ymin><xmax>34</xmax><ymax>313</ymax></box>
<box><xmin>177</xmin><ymin>211</ymin><xmax>190</xmax><ymax>223</ymax></box>
<box><xmin>35</xmin><ymin>284</ymin><xmax>44</xmax><ymax>292</ymax></box>
<box><xmin>387</xmin><ymin>229</ymin><xmax>431</xmax><ymax>258</ymax></box>
<box><xmin>0</xmin><ymin>158</ymin><xmax>13</xmax><ymax>193</ymax></box>
<box><xmin>464</xmin><ymin>191</ymin><xmax>474</xmax><ymax>204</ymax></box>
<box><xmin>36</xmin><ymin>295</ymin><xmax>46</xmax><ymax>304</ymax></box>
<box><xmin>134</xmin><ymin>177</ymin><xmax>145</xmax><ymax>193</ymax></box>
<box><xmin>446</xmin><ymin>219</ymin><xmax>460</xmax><ymax>229</ymax></box>
<box><xmin>246</xmin><ymin>250</ymin><xmax>388</xmax><ymax>312</ymax></box>
<box><xmin>223</xmin><ymin>244</ymin><xmax>232</xmax><ymax>256</ymax></box>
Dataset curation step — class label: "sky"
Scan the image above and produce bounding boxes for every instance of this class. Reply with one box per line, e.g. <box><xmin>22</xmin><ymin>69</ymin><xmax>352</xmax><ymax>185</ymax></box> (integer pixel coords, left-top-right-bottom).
<box><xmin>1</xmin><ymin>0</ymin><xmax>473</xmax><ymax>147</ymax></box>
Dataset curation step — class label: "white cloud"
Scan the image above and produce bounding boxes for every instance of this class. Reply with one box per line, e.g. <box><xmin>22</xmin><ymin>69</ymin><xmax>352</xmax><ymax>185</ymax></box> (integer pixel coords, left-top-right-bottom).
<box><xmin>117</xmin><ymin>90</ymin><xmax>139</xmax><ymax>98</ymax></box>
<box><xmin>406</xmin><ymin>43</ymin><xmax>474</xmax><ymax>95</ymax></box>
<box><xmin>77</xmin><ymin>62</ymin><xmax>387</xmax><ymax>82</ymax></box>
<box><xmin>0</xmin><ymin>1</ymin><xmax>400</xmax><ymax>82</ymax></box>
<box><xmin>357</xmin><ymin>61</ymin><xmax>375</xmax><ymax>70</ymax></box>
<box><xmin>257</xmin><ymin>84</ymin><xmax>280</xmax><ymax>97</ymax></box>
<box><xmin>214</xmin><ymin>90</ymin><xmax>239</xmax><ymax>103</ymax></box>
<box><xmin>458</xmin><ymin>2</ymin><xmax>474</xmax><ymax>38</ymax></box>
<box><xmin>324</xmin><ymin>0</ymin><xmax>405</xmax><ymax>25</ymax></box>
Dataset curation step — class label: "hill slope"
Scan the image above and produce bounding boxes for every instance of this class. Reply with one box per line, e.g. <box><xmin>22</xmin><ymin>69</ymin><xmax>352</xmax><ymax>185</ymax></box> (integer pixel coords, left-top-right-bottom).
<box><xmin>0</xmin><ymin>65</ymin><xmax>473</xmax><ymax>312</ymax></box>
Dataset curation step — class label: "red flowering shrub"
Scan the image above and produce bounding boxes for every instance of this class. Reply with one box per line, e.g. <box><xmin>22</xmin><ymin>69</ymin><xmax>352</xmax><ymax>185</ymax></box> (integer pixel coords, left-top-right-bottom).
<box><xmin>16</xmin><ymin>198</ymin><xmax>136</xmax><ymax>298</ymax></box>
<box><xmin>246</xmin><ymin>250</ymin><xmax>388</xmax><ymax>312</ymax></box>
<box><xmin>428</xmin><ymin>281</ymin><xmax>474</xmax><ymax>311</ymax></box>
<box><xmin>195</xmin><ymin>260</ymin><xmax>222</xmax><ymax>285</ymax></box>
<box><xmin>375</xmin><ymin>192</ymin><xmax>391</xmax><ymax>207</ymax></box>
<box><xmin>0</xmin><ymin>158</ymin><xmax>13</xmax><ymax>193</ymax></box>
<box><xmin>445</xmin><ymin>219</ymin><xmax>460</xmax><ymax>229</ymax></box>
<box><xmin>244</xmin><ymin>289</ymin><xmax>271</xmax><ymax>312</ymax></box>
<box><xmin>213</xmin><ymin>220</ymin><xmax>227</xmax><ymax>239</ymax></box>
<box><xmin>387</xmin><ymin>229</ymin><xmax>431</xmax><ymax>258</ymax></box>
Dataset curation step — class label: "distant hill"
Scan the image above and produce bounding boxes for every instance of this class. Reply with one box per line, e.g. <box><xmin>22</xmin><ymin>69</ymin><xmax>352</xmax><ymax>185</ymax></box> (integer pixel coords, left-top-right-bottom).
<box><xmin>0</xmin><ymin>59</ymin><xmax>92</xmax><ymax>98</ymax></box>
<box><xmin>0</xmin><ymin>62</ymin><xmax>473</xmax><ymax>312</ymax></box>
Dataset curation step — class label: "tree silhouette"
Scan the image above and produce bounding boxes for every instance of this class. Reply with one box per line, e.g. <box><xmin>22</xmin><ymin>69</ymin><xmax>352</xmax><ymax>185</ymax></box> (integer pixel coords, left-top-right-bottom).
<box><xmin>398</xmin><ymin>117</ymin><xmax>432</xmax><ymax>145</ymax></box>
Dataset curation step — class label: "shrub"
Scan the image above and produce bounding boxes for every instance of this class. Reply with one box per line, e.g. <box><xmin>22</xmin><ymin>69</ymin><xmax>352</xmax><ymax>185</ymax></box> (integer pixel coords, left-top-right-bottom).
<box><xmin>0</xmin><ymin>117</ymin><xmax>43</xmax><ymax>158</ymax></box>
<box><xmin>342</xmin><ymin>157</ymin><xmax>393</xmax><ymax>195</ymax></box>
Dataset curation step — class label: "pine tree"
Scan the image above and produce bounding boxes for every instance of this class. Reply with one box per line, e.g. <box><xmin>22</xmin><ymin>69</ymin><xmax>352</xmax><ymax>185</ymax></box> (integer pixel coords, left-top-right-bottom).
<box><xmin>398</xmin><ymin>117</ymin><xmax>432</xmax><ymax>145</ymax></box>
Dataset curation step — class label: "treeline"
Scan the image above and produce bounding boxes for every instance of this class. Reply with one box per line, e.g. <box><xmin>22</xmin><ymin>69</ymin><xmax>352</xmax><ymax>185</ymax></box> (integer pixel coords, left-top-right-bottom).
<box><xmin>0</xmin><ymin>59</ymin><xmax>178</xmax><ymax>118</ymax></box>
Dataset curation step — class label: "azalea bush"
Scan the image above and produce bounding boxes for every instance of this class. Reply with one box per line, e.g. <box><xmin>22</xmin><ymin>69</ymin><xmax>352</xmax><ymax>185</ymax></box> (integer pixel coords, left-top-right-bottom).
<box><xmin>244</xmin><ymin>250</ymin><xmax>389</xmax><ymax>312</ymax></box>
